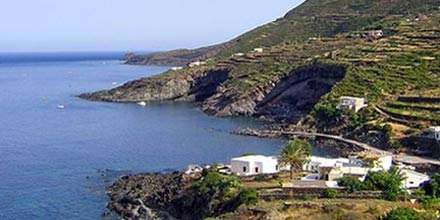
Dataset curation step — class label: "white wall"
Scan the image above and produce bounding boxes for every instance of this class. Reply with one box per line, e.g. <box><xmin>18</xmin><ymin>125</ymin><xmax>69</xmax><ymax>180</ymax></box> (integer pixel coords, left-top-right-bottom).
<box><xmin>401</xmin><ymin>170</ymin><xmax>430</xmax><ymax>189</ymax></box>
<box><xmin>231</xmin><ymin>160</ymin><xmax>251</xmax><ymax>176</ymax></box>
<box><xmin>231</xmin><ymin>156</ymin><xmax>279</xmax><ymax>176</ymax></box>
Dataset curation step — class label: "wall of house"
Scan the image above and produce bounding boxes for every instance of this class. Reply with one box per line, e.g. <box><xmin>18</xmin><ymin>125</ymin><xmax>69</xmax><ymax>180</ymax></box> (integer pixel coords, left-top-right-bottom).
<box><xmin>402</xmin><ymin>173</ymin><xmax>430</xmax><ymax>189</ymax></box>
<box><xmin>231</xmin><ymin>160</ymin><xmax>251</xmax><ymax>176</ymax></box>
<box><xmin>261</xmin><ymin>160</ymin><xmax>279</xmax><ymax>174</ymax></box>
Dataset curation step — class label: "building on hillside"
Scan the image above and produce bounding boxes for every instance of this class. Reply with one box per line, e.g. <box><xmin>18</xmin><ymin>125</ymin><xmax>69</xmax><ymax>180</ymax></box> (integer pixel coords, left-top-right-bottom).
<box><xmin>253</xmin><ymin>48</ymin><xmax>264</xmax><ymax>53</ymax></box>
<box><xmin>301</xmin><ymin>155</ymin><xmax>393</xmax><ymax>182</ymax></box>
<box><xmin>401</xmin><ymin>169</ymin><xmax>430</xmax><ymax>189</ymax></box>
<box><xmin>171</xmin><ymin>67</ymin><xmax>183</xmax><ymax>71</ymax></box>
<box><xmin>231</xmin><ymin>155</ymin><xmax>279</xmax><ymax>176</ymax></box>
<box><xmin>233</xmin><ymin>52</ymin><xmax>245</xmax><ymax>57</ymax></box>
<box><xmin>188</xmin><ymin>61</ymin><xmax>206</xmax><ymax>67</ymax></box>
<box><xmin>368</xmin><ymin>30</ymin><xmax>384</xmax><ymax>39</ymax></box>
<box><xmin>185</xmin><ymin>164</ymin><xmax>203</xmax><ymax>175</ymax></box>
<box><xmin>303</xmin><ymin>156</ymin><xmax>351</xmax><ymax>173</ymax></box>
<box><xmin>337</xmin><ymin>96</ymin><xmax>368</xmax><ymax>113</ymax></box>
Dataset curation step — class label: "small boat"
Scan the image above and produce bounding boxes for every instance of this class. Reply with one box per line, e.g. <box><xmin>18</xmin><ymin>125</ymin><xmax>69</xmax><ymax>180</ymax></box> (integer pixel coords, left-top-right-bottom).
<box><xmin>57</xmin><ymin>105</ymin><xmax>65</xmax><ymax>109</ymax></box>
<box><xmin>137</xmin><ymin>101</ymin><xmax>146</xmax><ymax>106</ymax></box>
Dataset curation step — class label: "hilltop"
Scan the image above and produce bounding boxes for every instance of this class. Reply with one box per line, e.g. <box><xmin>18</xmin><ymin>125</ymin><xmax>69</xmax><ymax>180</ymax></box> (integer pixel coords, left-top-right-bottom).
<box><xmin>123</xmin><ymin>0</ymin><xmax>440</xmax><ymax>66</ymax></box>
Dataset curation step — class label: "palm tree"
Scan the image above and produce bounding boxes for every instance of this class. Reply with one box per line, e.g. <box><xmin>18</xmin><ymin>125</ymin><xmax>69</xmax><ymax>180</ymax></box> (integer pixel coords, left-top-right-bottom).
<box><xmin>279</xmin><ymin>138</ymin><xmax>312</xmax><ymax>179</ymax></box>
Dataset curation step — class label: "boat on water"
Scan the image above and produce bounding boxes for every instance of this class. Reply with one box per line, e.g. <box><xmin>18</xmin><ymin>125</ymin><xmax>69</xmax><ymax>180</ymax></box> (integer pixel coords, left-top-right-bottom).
<box><xmin>57</xmin><ymin>105</ymin><xmax>65</xmax><ymax>109</ymax></box>
<box><xmin>137</xmin><ymin>101</ymin><xmax>146</xmax><ymax>106</ymax></box>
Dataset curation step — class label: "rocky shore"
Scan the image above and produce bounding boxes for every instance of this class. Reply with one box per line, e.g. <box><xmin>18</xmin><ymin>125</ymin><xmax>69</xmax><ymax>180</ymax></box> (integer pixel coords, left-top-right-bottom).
<box><xmin>106</xmin><ymin>171</ymin><xmax>265</xmax><ymax>220</ymax></box>
<box><xmin>106</xmin><ymin>172</ymin><xmax>185</xmax><ymax>220</ymax></box>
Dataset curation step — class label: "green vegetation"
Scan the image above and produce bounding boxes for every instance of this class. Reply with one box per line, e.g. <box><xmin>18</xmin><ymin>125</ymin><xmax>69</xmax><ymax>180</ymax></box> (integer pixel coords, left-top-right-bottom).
<box><xmin>380</xmin><ymin>99</ymin><xmax>440</xmax><ymax>123</ymax></box>
<box><xmin>311</xmin><ymin>103</ymin><xmax>341</xmax><ymax>123</ymax></box>
<box><xmin>219</xmin><ymin>0</ymin><xmax>440</xmax><ymax>56</ymax></box>
<box><xmin>279</xmin><ymin>139</ymin><xmax>312</xmax><ymax>179</ymax></box>
<box><xmin>381</xmin><ymin>207</ymin><xmax>436</xmax><ymax>220</ymax></box>
<box><xmin>364</xmin><ymin>167</ymin><xmax>405</xmax><ymax>201</ymax></box>
<box><xmin>325</xmin><ymin>188</ymin><xmax>341</xmax><ymax>199</ymax></box>
<box><xmin>190</xmin><ymin>169</ymin><xmax>258</xmax><ymax>216</ymax></box>
<box><xmin>338</xmin><ymin>167</ymin><xmax>405</xmax><ymax>201</ymax></box>
<box><xmin>423</xmin><ymin>173</ymin><xmax>440</xmax><ymax>198</ymax></box>
<box><xmin>337</xmin><ymin>176</ymin><xmax>366</xmax><ymax>193</ymax></box>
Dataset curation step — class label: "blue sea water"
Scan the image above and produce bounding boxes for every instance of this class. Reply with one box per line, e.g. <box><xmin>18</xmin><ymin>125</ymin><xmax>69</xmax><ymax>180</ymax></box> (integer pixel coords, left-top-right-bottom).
<box><xmin>0</xmin><ymin>52</ymin><xmax>288</xmax><ymax>220</ymax></box>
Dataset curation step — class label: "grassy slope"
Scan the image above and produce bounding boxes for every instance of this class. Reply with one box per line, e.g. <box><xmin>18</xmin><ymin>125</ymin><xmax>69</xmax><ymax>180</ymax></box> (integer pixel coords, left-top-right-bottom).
<box><xmin>218</xmin><ymin>0</ymin><xmax>440</xmax><ymax>56</ymax></box>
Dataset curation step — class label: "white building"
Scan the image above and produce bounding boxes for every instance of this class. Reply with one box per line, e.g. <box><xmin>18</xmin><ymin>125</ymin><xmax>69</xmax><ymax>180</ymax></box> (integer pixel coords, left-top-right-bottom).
<box><xmin>303</xmin><ymin>156</ymin><xmax>351</xmax><ymax>173</ymax></box>
<box><xmin>428</xmin><ymin>126</ymin><xmax>440</xmax><ymax>141</ymax></box>
<box><xmin>337</xmin><ymin>96</ymin><xmax>368</xmax><ymax>113</ymax></box>
<box><xmin>231</xmin><ymin>155</ymin><xmax>279</xmax><ymax>176</ymax></box>
<box><xmin>253</xmin><ymin>48</ymin><xmax>264</xmax><ymax>53</ymax></box>
<box><xmin>401</xmin><ymin>169</ymin><xmax>430</xmax><ymax>189</ymax></box>
<box><xmin>185</xmin><ymin>164</ymin><xmax>203</xmax><ymax>175</ymax></box>
<box><xmin>303</xmin><ymin>155</ymin><xmax>393</xmax><ymax>181</ymax></box>
<box><xmin>233</xmin><ymin>53</ymin><xmax>245</xmax><ymax>57</ymax></box>
<box><xmin>171</xmin><ymin>67</ymin><xmax>183</xmax><ymax>71</ymax></box>
<box><xmin>188</xmin><ymin>61</ymin><xmax>206</xmax><ymax>67</ymax></box>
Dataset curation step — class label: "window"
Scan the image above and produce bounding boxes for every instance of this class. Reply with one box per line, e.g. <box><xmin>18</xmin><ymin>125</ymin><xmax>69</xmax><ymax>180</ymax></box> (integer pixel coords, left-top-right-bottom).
<box><xmin>409</xmin><ymin>181</ymin><xmax>414</xmax><ymax>184</ymax></box>
<box><xmin>255</xmin><ymin>167</ymin><xmax>259</xmax><ymax>173</ymax></box>
<box><xmin>276</xmin><ymin>165</ymin><xmax>279</xmax><ymax>170</ymax></box>
<box><xmin>242</xmin><ymin>166</ymin><xmax>247</xmax><ymax>172</ymax></box>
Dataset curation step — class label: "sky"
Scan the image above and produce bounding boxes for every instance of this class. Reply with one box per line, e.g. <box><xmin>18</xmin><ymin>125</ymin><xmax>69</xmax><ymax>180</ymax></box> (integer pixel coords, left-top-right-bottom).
<box><xmin>0</xmin><ymin>0</ymin><xmax>304</xmax><ymax>52</ymax></box>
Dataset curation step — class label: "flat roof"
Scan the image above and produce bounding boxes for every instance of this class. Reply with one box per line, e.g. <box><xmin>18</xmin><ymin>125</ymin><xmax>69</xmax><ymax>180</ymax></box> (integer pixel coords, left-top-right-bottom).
<box><xmin>231</xmin><ymin>155</ymin><xmax>277</xmax><ymax>162</ymax></box>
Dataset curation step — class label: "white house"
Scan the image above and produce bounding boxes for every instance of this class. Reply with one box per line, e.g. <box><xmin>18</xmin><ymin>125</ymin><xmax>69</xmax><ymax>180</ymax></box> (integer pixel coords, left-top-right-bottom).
<box><xmin>302</xmin><ymin>155</ymin><xmax>393</xmax><ymax>181</ymax></box>
<box><xmin>253</xmin><ymin>48</ymin><xmax>264</xmax><ymax>53</ymax></box>
<box><xmin>188</xmin><ymin>61</ymin><xmax>206</xmax><ymax>67</ymax></box>
<box><xmin>231</xmin><ymin>155</ymin><xmax>279</xmax><ymax>176</ymax></box>
<box><xmin>303</xmin><ymin>156</ymin><xmax>350</xmax><ymax>173</ymax></box>
<box><xmin>233</xmin><ymin>52</ymin><xmax>245</xmax><ymax>57</ymax></box>
<box><xmin>368</xmin><ymin>30</ymin><xmax>384</xmax><ymax>39</ymax></box>
<box><xmin>428</xmin><ymin>126</ymin><xmax>440</xmax><ymax>141</ymax></box>
<box><xmin>171</xmin><ymin>67</ymin><xmax>183</xmax><ymax>71</ymax></box>
<box><xmin>337</xmin><ymin>96</ymin><xmax>368</xmax><ymax>113</ymax></box>
<box><xmin>401</xmin><ymin>169</ymin><xmax>430</xmax><ymax>189</ymax></box>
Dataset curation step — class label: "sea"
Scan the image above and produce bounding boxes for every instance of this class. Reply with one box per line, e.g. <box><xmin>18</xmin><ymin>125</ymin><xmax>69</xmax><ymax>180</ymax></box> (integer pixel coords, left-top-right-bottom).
<box><xmin>0</xmin><ymin>52</ymin><xmax>332</xmax><ymax>220</ymax></box>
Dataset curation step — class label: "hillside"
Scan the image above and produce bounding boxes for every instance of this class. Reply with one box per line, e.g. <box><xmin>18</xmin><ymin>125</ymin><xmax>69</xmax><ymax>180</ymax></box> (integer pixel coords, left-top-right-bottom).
<box><xmin>81</xmin><ymin>0</ymin><xmax>440</xmax><ymax>153</ymax></box>
<box><xmin>124</xmin><ymin>0</ymin><xmax>440</xmax><ymax>66</ymax></box>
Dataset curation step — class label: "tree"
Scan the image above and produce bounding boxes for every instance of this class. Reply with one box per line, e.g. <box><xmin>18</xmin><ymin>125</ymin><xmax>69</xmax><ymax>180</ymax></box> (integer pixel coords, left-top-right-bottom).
<box><xmin>423</xmin><ymin>173</ymin><xmax>440</xmax><ymax>198</ymax></box>
<box><xmin>337</xmin><ymin>176</ymin><xmax>365</xmax><ymax>193</ymax></box>
<box><xmin>364</xmin><ymin>167</ymin><xmax>405</xmax><ymax>201</ymax></box>
<box><xmin>279</xmin><ymin>139</ymin><xmax>312</xmax><ymax>179</ymax></box>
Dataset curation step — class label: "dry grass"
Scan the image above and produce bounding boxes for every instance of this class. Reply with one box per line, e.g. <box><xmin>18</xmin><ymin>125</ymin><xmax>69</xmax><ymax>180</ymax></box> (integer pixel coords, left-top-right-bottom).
<box><xmin>258</xmin><ymin>199</ymin><xmax>413</xmax><ymax>220</ymax></box>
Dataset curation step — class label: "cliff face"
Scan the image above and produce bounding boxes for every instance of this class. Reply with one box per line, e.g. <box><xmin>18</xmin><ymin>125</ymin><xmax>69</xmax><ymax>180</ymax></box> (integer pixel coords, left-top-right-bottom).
<box><xmin>79</xmin><ymin>66</ymin><xmax>231</xmax><ymax>103</ymax></box>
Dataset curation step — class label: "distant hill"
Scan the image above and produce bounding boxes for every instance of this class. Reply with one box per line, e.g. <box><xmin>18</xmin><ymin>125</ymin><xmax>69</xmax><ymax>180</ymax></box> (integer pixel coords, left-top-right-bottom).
<box><xmin>124</xmin><ymin>0</ymin><xmax>440</xmax><ymax>66</ymax></box>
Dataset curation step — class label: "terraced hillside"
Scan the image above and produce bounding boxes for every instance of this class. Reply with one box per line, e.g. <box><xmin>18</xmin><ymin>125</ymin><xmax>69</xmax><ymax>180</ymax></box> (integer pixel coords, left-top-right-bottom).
<box><xmin>124</xmin><ymin>0</ymin><xmax>440</xmax><ymax>66</ymax></box>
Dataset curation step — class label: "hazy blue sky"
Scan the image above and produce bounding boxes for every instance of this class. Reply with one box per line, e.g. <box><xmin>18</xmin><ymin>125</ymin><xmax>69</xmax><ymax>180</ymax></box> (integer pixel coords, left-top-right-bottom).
<box><xmin>0</xmin><ymin>0</ymin><xmax>304</xmax><ymax>52</ymax></box>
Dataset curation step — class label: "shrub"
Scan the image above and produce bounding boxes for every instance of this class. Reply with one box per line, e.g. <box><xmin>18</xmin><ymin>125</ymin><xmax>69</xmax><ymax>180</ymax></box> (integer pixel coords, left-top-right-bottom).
<box><xmin>381</xmin><ymin>207</ymin><xmax>436</xmax><ymax>220</ymax></box>
<box><xmin>311</xmin><ymin>103</ymin><xmax>341</xmax><ymax>122</ymax></box>
<box><xmin>239</xmin><ymin>188</ymin><xmax>258</xmax><ymax>206</ymax></box>
<box><xmin>337</xmin><ymin>176</ymin><xmax>365</xmax><ymax>193</ymax></box>
<box><xmin>325</xmin><ymin>189</ymin><xmax>340</xmax><ymax>199</ymax></box>
<box><xmin>423</xmin><ymin>173</ymin><xmax>440</xmax><ymax>198</ymax></box>
<box><xmin>419</xmin><ymin>197</ymin><xmax>440</xmax><ymax>210</ymax></box>
<box><xmin>364</xmin><ymin>167</ymin><xmax>404</xmax><ymax>201</ymax></box>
